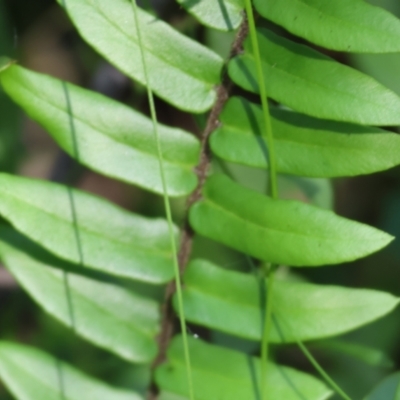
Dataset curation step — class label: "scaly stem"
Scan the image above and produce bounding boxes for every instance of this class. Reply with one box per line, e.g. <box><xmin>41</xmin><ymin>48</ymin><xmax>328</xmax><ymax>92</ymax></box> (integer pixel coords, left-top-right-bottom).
<box><xmin>244</xmin><ymin>2</ymin><xmax>278</xmax><ymax>399</ymax></box>
<box><xmin>130</xmin><ymin>3</ymin><xmax>194</xmax><ymax>400</ymax></box>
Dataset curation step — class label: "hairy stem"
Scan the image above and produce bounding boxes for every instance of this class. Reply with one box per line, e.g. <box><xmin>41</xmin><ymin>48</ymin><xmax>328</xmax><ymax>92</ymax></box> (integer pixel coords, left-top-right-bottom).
<box><xmin>150</xmin><ymin>14</ymin><xmax>250</xmax><ymax>397</ymax></box>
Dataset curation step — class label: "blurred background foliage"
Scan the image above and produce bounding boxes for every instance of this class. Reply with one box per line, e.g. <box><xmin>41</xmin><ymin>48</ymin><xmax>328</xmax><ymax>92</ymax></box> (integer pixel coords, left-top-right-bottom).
<box><xmin>0</xmin><ymin>1</ymin><xmax>400</xmax><ymax>399</ymax></box>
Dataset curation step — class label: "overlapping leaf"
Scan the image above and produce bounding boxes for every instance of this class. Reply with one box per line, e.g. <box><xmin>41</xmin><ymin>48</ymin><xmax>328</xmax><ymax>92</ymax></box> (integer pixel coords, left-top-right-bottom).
<box><xmin>0</xmin><ymin>5</ymin><xmax>19</xmax><ymax>173</ymax></box>
<box><xmin>174</xmin><ymin>259</ymin><xmax>399</xmax><ymax>342</ymax></box>
<box><xmin>177</xmin><ymin>0</ymin><xmax>244</xmax><ymax>31</ymax></box>
<box><xmin>0</xmin><ymin>173</ymin><xmax>175</xmax><ymax>283</ymax></box>
<box><xmin>57</xmin><ymin>0</ymin><xmax>223</xmax><ymax>112</ymax></box>
<box><xmin>228</xmin><ymin>28</ymin><xmax>400</xmax><ymax>125</ymax></box>
<box><xmin>315</xmin><ymin>340</ymin><xmax>394</xmax><ymax>368</ymax></box>
<box><xmin>156</xmin><ymin>336</ymin><xmax>331</xmax><ymax>400</ymax></box>
<box><xmin>364</xmin><ymin>372</ymin><xmax>400</xmax><ymax>400</ymax></box>
<box><xmin>211</xmin><ymin>97</ymin><xmax>400</xmax><ymax>177</ymax></box>
<box><xmin>0</xmin><ymin>227</ymin><xmax>159</xmax><ymax>363</ymax></box>
<box><xmin>254</xmin><ymin>0</ymin><xmax>400</xmax><ymax>53</ymax></box>
<box><xmin>189</xmin><ymin>174</ymin><xmax>393</xmax><ymax>266</ymax></box>
<box><xmin>0</xmin><ymin>342</ymin><xmax>143</xmax><ymax>400</ymax></box>
<box><xmin>0</xmin><ymin>64</ymin><xmax>199</xmax><ymax>197</ymax></box>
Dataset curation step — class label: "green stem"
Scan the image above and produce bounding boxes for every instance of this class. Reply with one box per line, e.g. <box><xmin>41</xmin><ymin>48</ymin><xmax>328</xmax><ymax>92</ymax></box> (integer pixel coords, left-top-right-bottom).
<box><xmin>244</xmin><ymin>2</ymin><xmax>279</xmax><ymax>399</ymax></box>
<box><xmin>273</xmin><ymin>315</ymin><xmax>352</xmax><ymax>400</ymax></box>
<box><xmin>130</xmin><ymin>3</ymin><xmax>194</xmax><ymax>400</ymax></box>
<box><xmin>260</xmin><ymin>264</ymin><xmax>277</xmax><ymax>400</ymax></box>
<box><xmin>244</xmin><ymin>0</ymin><xmax>278</xmax><ymax>199</ymax></box>
<box><xmin>296</xmin><ymin>340</ymin><xmax>352</xmax><ymax>400</ymax></box>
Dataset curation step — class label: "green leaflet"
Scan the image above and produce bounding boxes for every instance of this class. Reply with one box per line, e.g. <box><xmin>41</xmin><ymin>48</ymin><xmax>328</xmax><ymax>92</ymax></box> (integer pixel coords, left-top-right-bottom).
<box><xmin>0</xmin><ymin>227</ymin><xmax>159</xmax><ymax>363</ymax></box>
<box><xmin>211</xmin><ymin>97</ymin><xmax>400</xmax><ymax>177</ymax></box>
<box><xmin>176</xmin><ymin>0</ymin><xmax>244</xmax><ymax>31</ymax></box>
<box><xmin>228</xmin><ymin>28</ymin><xmax>400</xmax><ymax>125</ymax></box>
<box><xmin>0</xmin><ymin>342</ymin><xmax>143</xmax><ymax>400</ymax></box>
<box><xmin>57</xmin><ymin>0</ymin><xmax>223</xmax><ymax>113</ymax></box>
<box><xmin>0</xmin><ymin>65</ymin><xmax>199</xmax><ymax>197</ymax></box>
<box><xmin>155</xmin><ymin>336</ymin><xmax>332</xmax><ymax>400</ymax></box>
<box><xmin>254</xmin><ymin>0</ymin><xmax>400</xmax><ymax>53</ymax></box>
<box><xmin>174</xmin><ymin>259</ymin><xmax>400</xmax><ymax>343</ymax></box>
<box><xmin>364</xmin><ymin>372</ymin><xmax>400</xmax><ymax>400</ymax></box>
<box><xmin>0</xmin><ymin>173</ymin><xmax>175</xmax><ymax>284</ymax></box>
<box><xmin>189</xmin><ymin>174</ymin><xmax>393</xmax><ymax>266</ymax></box>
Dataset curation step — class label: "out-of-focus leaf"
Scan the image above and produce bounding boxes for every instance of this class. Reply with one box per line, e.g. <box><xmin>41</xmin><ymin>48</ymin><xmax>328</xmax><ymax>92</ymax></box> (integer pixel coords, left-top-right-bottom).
<box><xmin>189</xmin><ymin>174</ymin><xmax>393</xmax><ymax>266</ymax></box>
<box><xmin>57</xmin><ymin>0</ymin><xmax>223</xmax><ymax>113</ymax></box>
<box><xmin>174</xmin><ymin>259</ymin><xmax>399</xmax><ymax>342</ymax></box>
<box><xmin>177</xmin><ymin>0</ymin><xmax>244</xmax><ymax>31</ymax></box>
<box><xmin>211</xmin><ymin>97</ymin><xmax>400</xmax><ymax>177</ymax></box>
<box><xmin>254</xmin><ymin>0</ymin><xmax>400</xmax><ymax>53</ymax></box>
<box><xmin>279</xmin><ymin>175</ymin><xmax>333</xmax><ymax>210</ymax></box>
<box><xmin>315</xmin><ymin>340</ymin><xmax>394</xmax><ymax>368</ymax></box>
<box><xmin>228</xmin><ymin>29</ymin><xmax>400</xmax><ymax>125</ymax></box>
<box><xmin>0</xmin><ymin>342</ymin><xmax>143</xmax><ymax>400</ymax></box>
<box><xmin>0</xmin><ymin>1</ymin><xmax>20</xmax><ymax>172</ymax></box>
<box><xmin>364</xmin><ymin>372</ymin><xmax>400</xmax><ymax>400</ymax></box>
<box><xmin>350</xmin><ymin>52</ymin><xmax>400</xmax><ymax>96</ymax></box>
<box><xmin>216</xmin><ymin>161</ymin><xmax>333</xmax><ymax>210</ymax></box>
<box><xmin>0</xmin><ymin>227</ymin><xmax>159</xmax><ymax>363</ymax></box>
<box><xmin>0</xmin><ymin>65</ymin><xmax>199</xmax><ymax>197</ymax></box>
<box><xmin>156</xmin><ymin>336</ymin><xmax>331</xmax><ymax>400</ymax></box>
<box><xmin>0</xmin><ymin>57</ymin><xmax>14</xmax><ymax>72</ymax></box>
<box><xmin>0</xmin><ymin>173</ymin><xmax>175</xmax><ymax>284</ymax></box>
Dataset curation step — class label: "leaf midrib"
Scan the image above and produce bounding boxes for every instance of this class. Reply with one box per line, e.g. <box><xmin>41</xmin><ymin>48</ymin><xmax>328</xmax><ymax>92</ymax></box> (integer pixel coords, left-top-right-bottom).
<box><xmin>0</xmin><ymin>185</ymin><xmax>171</xmax><ymax>258</ymax></box>
<box><xmin>204</xmin><ymin>196</ymin><xmax>350</xmax><ymax>241</ymax></box>
<box><xmin>84</xmin><ymin>0</ymin><xmax>216</xmax><ymax>87</ymax></box>
<box><xmin>292</xmin><ymin>0</ymin><xmax>400</xmax><ymax>42</ymax></box>
<box><xmin>220</xmin><ymin>123</ymin><xmax>391</xmax><ymax>154</ymax></box>
<box><xmin>244</xmin><ymin>46</ymin><xmax>397</xmax><ymax>114</ymax></box>
<box><xmin>10</xmin><ymin>78</ymin><xmax>195</xmax><ymax>171</ymax></box>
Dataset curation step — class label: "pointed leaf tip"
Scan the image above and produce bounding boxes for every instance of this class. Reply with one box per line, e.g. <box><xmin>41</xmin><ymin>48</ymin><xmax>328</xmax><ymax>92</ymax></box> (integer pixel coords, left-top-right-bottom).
<box><xmin>177</xmin><ymin>259</ymin><xmax>400</xmax><ymax>343</ymax></box>
<box><xmin>189</xmin><ymin>174</ymin><xmax>394</xmax><ymax>266</ymax></box>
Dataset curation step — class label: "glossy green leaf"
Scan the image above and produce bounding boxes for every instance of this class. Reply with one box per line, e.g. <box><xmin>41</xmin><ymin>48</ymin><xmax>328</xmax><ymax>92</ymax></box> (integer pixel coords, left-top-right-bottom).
<box><xmin>254</xmin><ymin>0</ymin><xmax>400</xmax><ymax>53</ymax></box>
<box><xmin>175</xmin><ymin>259</ymin><xmax>399</xmax><ymax>342</ymax></box>
<box><xmin>57</xmin><ymin>0</ymin><xmax>223</xmax><ymax>113</ymax></box>
<box><xmin>364</xmin><ymin>372</ymin><xmax>400</xmax><ymax>400</ymax></box>
<box><xmin>211</xmin><ymin>97</ymin><xmax>400</xmax><ymax>177</ymax></box>
<box><xmin>0</xmin><ymin>173</ymin><xmax>175</xmax><ymax>283</ymax></box>
<box><xmin>0</xmin><ymin>227</ymin><xmax>159</xmax><ymax>363</ymax></box>
<box><xmin>0</xmin><ymin>65</ymin><xmax>199</xmax><ymax>197</ymax></box>
<box><xmin>189</xmin><ymin>174</ymin><xmax>393</xmax><ymax>266</ymax></box>
<box><xmin>156</xmin><ymin>336</ymin><xmax>331</xmax><ymax>400</ymax></box>
<box><xmin>177</xmin><ymin>0</ymin><xmax>244</xmax><ymax>31</ymax></box>
<box><xmin>0</xmin><ymin>342</ymin><xmax>142</xmax><ymax>400</ymax></box>
<box><xmin>228</xmin><ymin>29</ymin><xmax>400</xmax><ymax>125</ymax></box>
